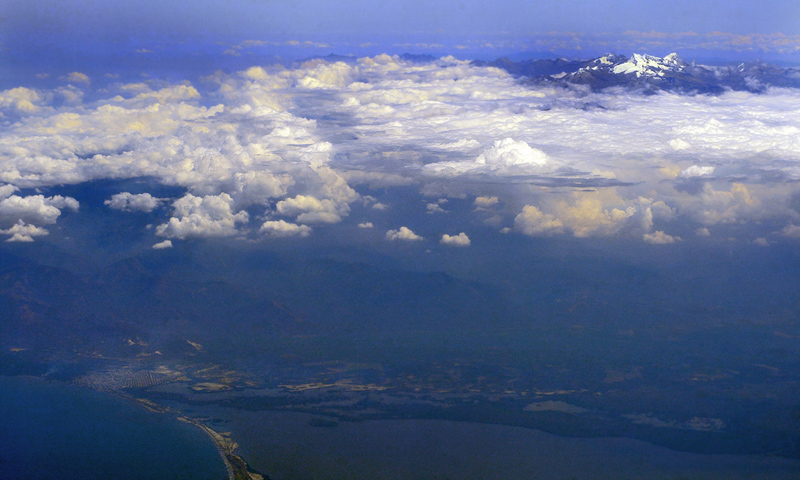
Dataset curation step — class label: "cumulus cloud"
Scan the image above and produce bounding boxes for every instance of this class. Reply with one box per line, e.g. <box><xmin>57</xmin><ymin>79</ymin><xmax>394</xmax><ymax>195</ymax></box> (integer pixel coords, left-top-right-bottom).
<box><xmin>0</xmin><ymin>68</ymin><xmax>360</xmax><ymax>239</ymax></box>
<box><xmin>259</xmin><ymin>219</ymin><xmax>312</xmax><ymax>238</ymax></box>
<box><xmin>514</xmin><ymin>205</ymin><xmax>564</xmax><ymax>236</ymax></box>
<box><xmin>156</xmin><ymin>193</ymin><xmax>248</xmax><ymax>239</ymax></box>
<box><xmin>276</xmin><ymin>195</ymin><xmax>348</xmax><ymax>224</ymax></box>
<box><xmin>0</xmin><ymin>87</ymin><xmax>48</xmax><ymax>115</ymax></box>
<box><xmin>781</xmin><ymin>223</ymin><xmax>800</xmax><ymax>238</ymax></box>
<box><xmin>649</xmin><ymin>200</ymin><xmax>676</xmax><ymax>221</ymax></box>
<box><xmin>152</xmin><ymin>239</ymin><xmax>173</xmax><ymax>249</ymax></box>
<box><xmin>754</xmin><ymin>237</ymin><xmax>770</xmax><ymax>246</ymax></box>
<box><xmin>65</xmin><ymin>72</ymin><xmax>90</xmax><ymax>85</ymax></box>
<box><xmin>693</xmin><ymin>183</ymin><xmax>761</xmax><ymax>226</ymax></box>
<box><xmin>1</xmin><ymin>221</ymin><xmax>49</xmax><ymax>242</ymax></box>
<box><xmin>477</xmin><ymin>139</ymin><xmax>549</xmax><ymax>168</ymax></box>
<box><xmin>386</xmin><ymin>226</ymin><xmax>423</xmax><ymax>241</ymax></box>
<box><xmin>0</xmin><ymin>184</ymin><xmax>17</xmax><ymax>200</ymax></box>
<box><xmin>513</xmin><ymin>190</ymin><xmax>656</xmax><ymax>239</ymax></box>
<box><xmin>426</xmin><ymin>203</ymin><xmax>446</xmax><ymax>214</ymax></box>
<box><xmin>474</xmin><ymin>196</ymin><xmax>499</xmax><ymax>209</ymax></box>
<box><xmin>231</xmin><ymin>171</ymin><xmax>291</xmax><ymax>207</ymax></box>
<box><xmin>105</xmin><ymin>192</ymin><xmax>165</xmax><ymax>212</ymax></box>
<box><xmin>440</xmin><ymin>232</ymin><xmax>471</xmax><ymax>247</ymax></box>
<box><xmin>0</xmin><ymin>55</ymin><xmax>798</xmax><ymax>244</ymax></box>
<box><xmin>424</xmin><ymin>139</ymin><xmax>552</xmax><ymax>177</ymax></box>
<box><xmin>643</xmin><ymin>230</ymin><xmax>681</xmax><ymax>244</ymax></box>
<box><xmin>680</xmin><ymin>165</ymin><xmax>715</xmax><ymax>177</ymax></box>
<box><xmin>0</xmin><ymin>194</ymin><xmax>78</xmax><ymax>226</ymax></box>
<box><xmin>358</xmin><ymin>222</ymin><xmax>374</xmax><ymax>228</ymax></box>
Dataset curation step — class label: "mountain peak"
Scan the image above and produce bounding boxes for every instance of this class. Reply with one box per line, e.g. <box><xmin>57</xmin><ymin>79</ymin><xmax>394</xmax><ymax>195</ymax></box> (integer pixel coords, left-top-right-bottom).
<box><xmin>612</xmin><ymin>53</ymin><xmax>685</xmax><ymax>77</ymax></box>
<box><xmin>485</xmin><ymin>52</ymin><xmax>800</xmax><ymax>94</ymax></box>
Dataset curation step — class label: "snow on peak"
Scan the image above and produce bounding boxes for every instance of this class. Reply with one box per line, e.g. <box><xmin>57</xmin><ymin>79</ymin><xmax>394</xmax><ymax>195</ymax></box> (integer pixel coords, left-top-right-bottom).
<box><xmin>612</xmin><ymin>53</ymin><xmax>684</xmax><ymax>77</ymax></box>
<box><xmin>594</xmin><ymin>54</ymin><xmax>627</xmax><ymax>65</ymax></box>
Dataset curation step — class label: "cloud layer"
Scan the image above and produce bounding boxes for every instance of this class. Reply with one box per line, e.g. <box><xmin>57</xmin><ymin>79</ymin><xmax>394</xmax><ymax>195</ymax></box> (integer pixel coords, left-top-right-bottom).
<box><xmin>1</xmin><ymin>55</ymin><xmax>799</xmax><ymax>245</ymax></box>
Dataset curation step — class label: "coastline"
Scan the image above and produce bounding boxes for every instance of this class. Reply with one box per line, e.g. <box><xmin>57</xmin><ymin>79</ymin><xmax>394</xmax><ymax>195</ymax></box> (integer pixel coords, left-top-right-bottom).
<box><xmin>108</xmin><ymin>387</ymin><xmax>267</xmax><ymax>480</ymax></box>
<box><xmin>0</xmin><ymin>375</ymin><xmax>230</xmax><ymax>480</ymax></box>
<box><xmin>196</xmin><ymin>408</ymin><xmax>800</xmax><ymax>480</ymax></box>
<box><xmin>14</xmin><ymin>375</ymin><xmax>262</xmax><ymax>480</ymax></box>
<box><xmin>177</xmin><ymin>415</ymin><xmax>266</xmax><ymax>480</ymax></box>
<box><xmin>84</xmin><ymin>384</ymin><xmax>267</xmax><ymax>480</ymax></box>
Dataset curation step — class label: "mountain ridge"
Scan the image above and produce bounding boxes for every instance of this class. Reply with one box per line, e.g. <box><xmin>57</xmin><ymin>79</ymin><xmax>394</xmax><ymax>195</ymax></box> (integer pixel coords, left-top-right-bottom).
<box><xmin>474</xmin><ymin>52</ymin><xmax>800</xmax><ymax>94</ymax></box>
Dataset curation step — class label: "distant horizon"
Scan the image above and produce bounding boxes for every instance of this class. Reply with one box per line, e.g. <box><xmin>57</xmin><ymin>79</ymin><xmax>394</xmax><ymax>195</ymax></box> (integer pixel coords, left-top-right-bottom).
<box><xmin>5</xmin><ymin>31</ymin><xmax>800</xmax><ymax>60</ymax></box>
<box><xmin>2</xmin><ymin>44</ymin><xmax>798</xmax><ymax>93</ymax></box>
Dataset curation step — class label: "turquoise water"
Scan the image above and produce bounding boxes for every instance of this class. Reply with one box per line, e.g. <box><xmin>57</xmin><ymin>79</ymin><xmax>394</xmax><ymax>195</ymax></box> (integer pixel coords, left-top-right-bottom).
<box><xmin>0</xmin><ymin>376</ymin><xmax>227</xmax><ymax>480</ymax></box>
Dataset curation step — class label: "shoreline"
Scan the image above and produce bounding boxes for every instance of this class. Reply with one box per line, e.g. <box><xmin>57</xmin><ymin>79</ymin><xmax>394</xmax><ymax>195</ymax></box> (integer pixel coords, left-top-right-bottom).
<box><xmin>46</xmin><ymin>375</ymin><xmax>265</xmax><ymax>480</ymax></box>
<box><xmin>177</xmin><ymin>415</ymin><xmax>266</xmax><ymax>480</ymax></box>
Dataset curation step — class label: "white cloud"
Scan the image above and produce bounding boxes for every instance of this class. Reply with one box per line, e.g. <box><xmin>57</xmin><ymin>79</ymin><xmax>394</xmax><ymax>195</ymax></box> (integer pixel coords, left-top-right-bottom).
<box><xmin>259</xmin><ymin>220</ymin><xmax>312</xmax><ymax>238</ymax></box>
<box><xmin>0</xmin><ymin>87</ymin><xmax>48</xmax><ymax>115</ymax></box>
<box><xmin>680</xmin><ymin>165</ymin><xmax>715</xmax><ymax>177</ymax></box>
<box><xmin>650</xmin><ymin>200</ymin><xmax>676</xmax><ymax>220</ymax></box>
<box><xmin>156</xmin><ymin>193</ymin><xmax>248</xmax><ymax>239</ymax></box>
<box><xmin>276</xmin><ymin>195</ymin><xmax>347</xmax><ymax>224</ymax></box>
<box><xmin>553</xmin><ymin>192</ymin><xmax>638</xmax><ymax>237</ymax></box>
<box><xmin>105</xmin><ymin>192</ymin><xmax>165</xmax><ymax>212</ymax></box>
<box><xmin>0</xmin><ymin>55</ymin><xmax>799</xmax><ymax>243</ymax></box>
<box><xmin>424</xmin><ymin>139</ymin><xmax>552</xmax><ymax>177</ymax></box>
<box><xmin>643</xmin><ymin>231</ymin><xmax>681</xmax><ymax>244</ymax></box>
<box><xmin>477</xmin><ymin>138</ymin><xmax>549</xmax><ymax>168</ymax></box>
<box><xmin>386</xmin><ymin>226</ymin><xmax>423</xmax><ymax>241</ymax></box>
<box><xmin>152</xmin><ymin>239</ymin><xmax>173</xmax><ymax>249</ymax></box>
<box><xmin>514</xmin><ymin>191</ymin><xmax>649</xmax><ymax>238</ymax></box>
<box><xmin>474</xmin><ymin>196</ymin><xmax>499</xmax><ymax>209</ymax></box>
<box><xmin>440</xmin><ymin>232</ymin><xmax>471</xmax><ymax>247</ymax></box>
<box><xmin>65</xmin><ymin>72</ymin><xmax>91</xmax><ymax>85</ymax></box>
<box><xmin>426</xmin><ymin>203</ymin><xmax>446</xmax><ymax>214</ymax></box>
<box><xmin>514</xmin><ymin>205</ymin><xmax>564</xmax><ymax>236</ymax></box>
<box><xmin>0</xmin><ymin>194</ymin><xmax>78</xmax><ymax>226</ymax></box>
<box><xmin>693</xmin><ymin>183</ymin><xmax>761</xmax><ymax>226</ymax></box>
<box><xmin>231</xmin><ymin>171</ymin><xmax>291</xmax><ymax>207</ymax></box>
<box><xmin>0</xmin><ymin>184</ymin><xmax>17</xmax><ymax>200</ymax></box>
<box><xmin>44</xmin><ymin>195</ymin><xmax>79</xmax><ymax>211</ymax></box>
<box><xmin>358</xmin><ymin>222</ymin><xmax>374</xmax><ymax>228</ymax></box>
<box><xmin>1</xmin><ymin>221</ymin><xmax>49</xmax><ymax>242</ymax></box>
<box><xmin>781</xmin><ymin>223</ymin><xmax>800</xmax><ymax>238</ymax></box>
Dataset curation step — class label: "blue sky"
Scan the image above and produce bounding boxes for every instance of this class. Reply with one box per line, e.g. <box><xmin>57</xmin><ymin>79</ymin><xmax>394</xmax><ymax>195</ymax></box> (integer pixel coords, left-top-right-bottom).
<box><xmin>2</xmin><ymin>0</ymin><xmax>800</xmax><ymax>61</ymax></box>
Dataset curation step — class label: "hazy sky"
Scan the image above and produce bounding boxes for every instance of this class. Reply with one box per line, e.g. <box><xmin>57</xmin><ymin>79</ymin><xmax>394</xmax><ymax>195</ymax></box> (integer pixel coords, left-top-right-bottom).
<box><xmin>2</xmin><ymin>0</ymin><xmax>800</xmax><ymax>60</ymax></box>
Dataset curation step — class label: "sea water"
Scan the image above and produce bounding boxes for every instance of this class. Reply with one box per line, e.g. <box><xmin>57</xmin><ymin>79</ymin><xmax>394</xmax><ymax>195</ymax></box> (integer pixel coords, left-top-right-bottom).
<box><xmin>0</xmin><ymin>375</ymin><xmax>227</xmax><ymax>480</ymax></box>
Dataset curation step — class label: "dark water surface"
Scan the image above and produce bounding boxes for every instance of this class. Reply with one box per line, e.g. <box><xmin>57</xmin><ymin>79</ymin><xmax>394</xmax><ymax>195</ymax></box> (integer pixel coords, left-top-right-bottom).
<box><xmin>0</xmin><ymin>376</ymin><xmax>226</xmax><ymax>480</ymax></box>
<box><xmin>183</xmin><ymin>405</ymin><xmax>800</xmax><ymax>480</ymax></box>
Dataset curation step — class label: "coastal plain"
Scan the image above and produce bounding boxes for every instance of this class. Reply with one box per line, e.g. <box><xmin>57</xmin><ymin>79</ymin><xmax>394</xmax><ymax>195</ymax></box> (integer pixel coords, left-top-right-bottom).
<box><xmin>4</xmin><ymin>228</ymin><xmax>800</xmax><ymax>479</ymax></box>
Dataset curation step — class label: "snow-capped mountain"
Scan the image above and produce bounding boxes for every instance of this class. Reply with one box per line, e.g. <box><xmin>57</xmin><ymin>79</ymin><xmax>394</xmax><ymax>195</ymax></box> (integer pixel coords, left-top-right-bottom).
<box><xmin>476</xmin><ymin>53</ymin><xmax>800</xmax><ymax>94</ymax></box>
<box><xmin>610</xmin><ymin>52</ymin><xmax>685</xmax><ymax>77</ymax></box>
